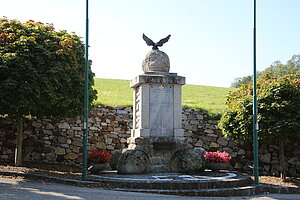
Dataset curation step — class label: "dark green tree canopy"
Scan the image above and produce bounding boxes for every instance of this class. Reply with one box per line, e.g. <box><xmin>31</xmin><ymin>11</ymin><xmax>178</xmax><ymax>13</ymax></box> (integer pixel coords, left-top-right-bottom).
<box><xmin>0</xmin><ymin>18</ymin><xmax>97</xmax><ymax>119</ymax></box>
<box><xmin>231</xmin><ymin>54</ymin><xmax>300</xmax><ymax>88</ymax></box>
<box><xmin>220</xmin><ymin>74</ymin><xmax>300</xmax><ymax>143</ymax></box>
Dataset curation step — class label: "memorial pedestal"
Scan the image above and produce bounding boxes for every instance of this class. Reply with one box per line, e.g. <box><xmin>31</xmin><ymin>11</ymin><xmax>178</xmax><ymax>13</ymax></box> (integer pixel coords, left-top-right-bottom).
<box><xmin>127</xmin><ymin>72</ymin><xmax>187</xmax><ymax>172</ymax></box>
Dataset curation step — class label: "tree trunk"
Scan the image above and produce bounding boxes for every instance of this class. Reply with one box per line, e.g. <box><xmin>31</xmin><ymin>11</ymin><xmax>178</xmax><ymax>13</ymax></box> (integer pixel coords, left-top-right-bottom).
<box><xmin>15</xmin><ymin>117</ymin><xmax>23</xmax><ymax>166</ymax></box>
<box><xmin>279</xmin><ymin>141</ymin><xmax>287</xmax><ymax>180</ymax></box>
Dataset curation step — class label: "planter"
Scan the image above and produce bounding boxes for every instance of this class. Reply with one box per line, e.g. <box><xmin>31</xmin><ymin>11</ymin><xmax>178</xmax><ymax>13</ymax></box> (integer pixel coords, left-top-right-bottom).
<box><xmin>88</xmin><ymin>163</ymin><xmax>109</xmax><ymax>174</ymax></box>
<box><xmin>206</xmin><ymin>162</ymin><xmax>230</xmax><ymax>171</ymax></box>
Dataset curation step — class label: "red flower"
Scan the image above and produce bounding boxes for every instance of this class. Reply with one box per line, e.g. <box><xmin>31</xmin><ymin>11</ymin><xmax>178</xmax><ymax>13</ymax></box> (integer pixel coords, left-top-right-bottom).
<box><xmin>87</xmin><ymin>149</ymin><xmax>111</xmax><ymax>164</ymax></box>
<box><xmin>204</xmin><ymin>151</ymin><xmax>232</xmax><ymax>163</ymax></box>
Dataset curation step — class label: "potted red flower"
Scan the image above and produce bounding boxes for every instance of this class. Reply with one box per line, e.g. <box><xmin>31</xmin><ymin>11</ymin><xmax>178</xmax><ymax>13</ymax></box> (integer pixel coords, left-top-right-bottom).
<box><xmin>87</xmin><ymin>149</ymin><xmax>111</xmax><ymax>173</ymax></box>
<box><xmin>204</xmin><ymin>151</ymin><xmax>232</xmax><ymax>171</ymax></box>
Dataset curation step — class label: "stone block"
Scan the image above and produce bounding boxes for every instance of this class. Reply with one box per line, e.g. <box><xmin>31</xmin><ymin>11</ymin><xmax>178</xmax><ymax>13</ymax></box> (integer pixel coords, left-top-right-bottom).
<box><xmin>230</xmin><ymin>152</ymin><xmax>238</xmax><ymax>158</ymax></box>
<box><xmin>55</xmin><ymin>147</ymin><xmax>66</xmax><ymax>155</ymax></box>
<box><xmin>44</xmin><ymin>122</ymin><xmax>55</xmax><ymax>130</ymax></box>
<box><xmin>107</xmin><ymin>145</ymin><xmax>114</xmax><ymax>150</ymax></box>
<box><xmin>105</xmin><ymin>138</ymin><xmax>113</xmax><ymax>144</ymax></box>
<box><xmin>222</xmin><ymin>147</ymin><xmax>233</xmax><ymax>153</ymax></box>
<box><xmin>44</xmin><ymin>141</ymin><xmax>51</xmax><ymax>145</ymax></box>
<box><xmin>204</xmin><ymin>129</ymin><xmax>214</xmax><ymax>134</ymax></box>
<box><xmin>57</xmin><ymin>122</ymin><xmax>70</xmax><ymax>129</ymax></box>
<box><xmin>238</xmin><ymin>149</ymin><xmax>246</xmax><ymax>155</ymax></box>
<box><xmin>190</xmin><ymin>120</ymin><xmax>200</xmax><ymax>125</ymax></box>
<box><xmin>185</xmin><ymin>124</ymin><xmax>197</xmax><ymax>132</ymax></box>
<box><xmin>72</xmin><ymin>127</ymin><xmax>82</xmax><ymax>131</ymax></box>
<box><xmin>96</xmin><ymin>142</ymin><xmax>106</xmax><ymax>149</ymax></box>
<box><xmin>170</xmin><ymin>149</ymin><xmax>205</xmax><ymax>173</ymax></box>
<box><xmin>184</xmin><ymin>131</ymin><xmax>193</xmax><ymax>137</ymax></box>
<box><xmin>120</xmin><ymin>138</ymin><xmax>127</xmax><ymax>143</ymax></box>
<box><xmin>117</xmin><ymin>110</ymin><xmax>128</xmax><ymax>115</ymax></box>
<box><xmin>288</xmin><ymin>168</ymin><xmax>297</xmax><ymax>177</ymax></box>
<box><xmin>117</xmin><ymin>150</ymin><xmax>150</xmax><ymax>174</ymax></box>
<box><xmin>234</xmin><ymin>162</ymin><xmax>243</xmax><ymax>169</ymax></box>
<box><xmin>228</xmin><ymin>141</ymin><xmax>237</xmax><ymax>148</ymax></box>
<box><xmin>46</xmin><ymin>153</ymin><xmax>56</xmax><ymax>161</ymax></box>
<box><xmin>217</xmin><ymin>138</ymin><xmax>228</xmax><ymax>146</ymax></box>
<box><xmin>195</xmin><ymin>140</ymin><xmax>203</xmax><ymax>147</ymax></box>
<box><xmin>58</xmin><ymin>136</ymin><xmax>67</xmax><ymax>144</ymax></box>
<box><xmin>43</xmin><ymin>130</ymin><xmax>53</xmax><ymax>135</ymax></box>
<box><xmin>89</xmin><ymin>127</ymin><xmax>99</xmax><ymax>131</ymax></box>
<box><xmin>288</xmin><ymin>157</ymin><xmax>299</xmax><ymax>165</ymax></box>
<box><xmin>64</xmin><ymin>153</ymin><xmax>78</xmax><ymax>160</ymax></box>
<box><xmin>204</xmin><ymin>136</ymin><xmax>217</xmax><ymax>142</ymax></box>
<box><xmin>209</xmin><ymin>142</ymin><xmax>219</xmax><ymax>148</ymax></box>
<box><xmin>260</xmin><ymin>153</ymin><xmax>271</xmax><ymax>163</ymax></box>
<box><xmin>32</xmin><ymin>121</ymin><xmax>42</xmax><ymax>128</ymax></box>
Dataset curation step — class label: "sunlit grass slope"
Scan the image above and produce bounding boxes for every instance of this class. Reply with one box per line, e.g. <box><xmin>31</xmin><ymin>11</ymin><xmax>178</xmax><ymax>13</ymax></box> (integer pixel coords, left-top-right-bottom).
<box><xmin>182</xmin><ymin>85</ymin><xmax>236</xmax><ymax>115</ymax></box>
<box><xmin>93</xmin><ymin>78</ymin><xmax>236</xmax><ymax>115</ymax></box>
<box><xmin>94</xmin><ymin>79</ymin><xmax>133</xmax><ymax>107</ymax></box>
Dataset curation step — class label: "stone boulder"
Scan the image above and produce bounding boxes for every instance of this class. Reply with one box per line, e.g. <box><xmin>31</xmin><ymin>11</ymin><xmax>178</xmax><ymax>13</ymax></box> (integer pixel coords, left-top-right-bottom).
<box><xmin>117</xmin><ymin>150</ymin><xmax>150</xmax><ymax>174</ymax></box>
<box><xmin>142</xmin><ymin>49</ymin><xmax>170</xmax><ymax>72</ymax></box>
<box><xmin>170</xmin><ymin>148</ymin><xmax>205</xmax><ymax>173</ymax></box>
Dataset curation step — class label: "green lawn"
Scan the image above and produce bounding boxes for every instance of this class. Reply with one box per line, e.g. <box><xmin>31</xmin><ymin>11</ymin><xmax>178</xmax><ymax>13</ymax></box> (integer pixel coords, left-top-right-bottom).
<box><xmin>94</xmin><ymin>78</ymin><xmax>236</xmax><ymax>115</ymax></box>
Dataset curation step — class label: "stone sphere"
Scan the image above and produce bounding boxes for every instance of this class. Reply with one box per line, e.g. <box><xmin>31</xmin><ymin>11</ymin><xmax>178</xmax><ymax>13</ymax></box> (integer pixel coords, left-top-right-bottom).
<box><xmin>142</xmin><ymin>49</ymin><xmax>170</xmax><ymax>72</ymax></box>
<box><xmin>170</xmin><ymin>149</ymin><xmax>205</xmax><ymax>173</ymax></box>
<box><xmin>117</xmin><ymin>150</ymin><xmax>150</xmax><ymax>174</ymax></box>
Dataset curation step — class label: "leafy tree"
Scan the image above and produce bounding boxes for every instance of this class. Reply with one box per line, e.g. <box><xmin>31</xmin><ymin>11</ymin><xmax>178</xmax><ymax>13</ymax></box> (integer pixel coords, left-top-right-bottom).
<box><xmin>0</xmin><ymin>18</ymin><xmax>97</xmax><ymax>166</ymax></box>
<box><xmin>230</xmin><ymin>74</ymin><xmax>259</xmax><ymax>88</ymax></box>
<box><xmin>265</xmin><ymin>55</ymin><xmax>300</xmax><ymax>77</ymax></box>
<box><xmin>219</xmin><ymin>74</ymin><xmax>300</xmax><ymax>179</ymax></box>
<box><xmin>231</xmin><ymin>55</ymin><xmax>300</xmax><ymax>88</ymax></box>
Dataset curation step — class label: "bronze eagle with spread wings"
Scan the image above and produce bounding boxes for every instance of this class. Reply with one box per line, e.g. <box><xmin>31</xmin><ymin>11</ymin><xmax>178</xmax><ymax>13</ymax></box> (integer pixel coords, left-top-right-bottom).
<box><xmin>142</xmin><ymin>33</ymin><xmax>171</xmax><ymax>50</ymax></box>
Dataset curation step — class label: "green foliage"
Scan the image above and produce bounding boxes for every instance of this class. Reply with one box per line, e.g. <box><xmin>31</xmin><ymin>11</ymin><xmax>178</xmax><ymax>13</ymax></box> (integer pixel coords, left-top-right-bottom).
<box><xmin>231</xmin><ymin>54</ymin><xmax>300</xmax><ymax>88</ymax></box>
<box><xmin>0</xmin><ymin>18</ymin><xmax>97</xmax><ymax>119</ymax></box>
<box><xmin>93</xmin><ymin>78</ymin><xmax>235</xmax><ymax>116</ymax></box>
<box><xmin>219</xmin><ymin>74</ymin><xmax>300</xmax><ymax>143</ymax></box>
<box><xmin>230</xmin><ymin>74</ymin><xmax>261</xmax><ymax>88</ymax></box>
<box><xmin>264</xmin><ymin>55</ymin><xmax>300</xmax><ymax>77</ymax></box>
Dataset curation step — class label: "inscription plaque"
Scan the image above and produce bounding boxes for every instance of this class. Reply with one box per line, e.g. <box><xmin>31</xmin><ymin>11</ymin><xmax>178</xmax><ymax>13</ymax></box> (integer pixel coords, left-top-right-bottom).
<box><xmin>149</xmin><ymin>85</ymin><xmax>174</xmax><ymax>137</ymax></box>
<box><xmin>153</xmin><ymin>142</ymin><xmax>176</xmax><ymax>150</ymax></box>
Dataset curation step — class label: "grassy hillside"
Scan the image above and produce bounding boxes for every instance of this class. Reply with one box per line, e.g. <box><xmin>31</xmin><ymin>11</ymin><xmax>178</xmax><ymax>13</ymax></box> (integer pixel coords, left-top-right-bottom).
<box><xmin>93</xmin><ymin>78</ymin><xmax>236</xmax><ymax>115</ymax></box>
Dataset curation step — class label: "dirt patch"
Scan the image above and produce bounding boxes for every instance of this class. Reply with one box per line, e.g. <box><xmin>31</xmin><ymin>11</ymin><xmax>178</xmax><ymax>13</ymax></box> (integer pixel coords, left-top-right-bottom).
<box><xmin>0</xmin><ymin>162</ymin><xmax>82</xmax><ymax>180</ymax></box>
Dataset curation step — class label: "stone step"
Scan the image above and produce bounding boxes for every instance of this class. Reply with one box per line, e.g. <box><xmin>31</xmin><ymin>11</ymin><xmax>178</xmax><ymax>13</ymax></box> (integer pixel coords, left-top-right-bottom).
<box><xmin>88</xmin><ymin>171</ymin><xmax>253</xmax><ymax>191</ymax></box>
<box><xmin>110</xmin><ymin>185</ymin><xmax>262</xmax><ymax>197</ymax></box>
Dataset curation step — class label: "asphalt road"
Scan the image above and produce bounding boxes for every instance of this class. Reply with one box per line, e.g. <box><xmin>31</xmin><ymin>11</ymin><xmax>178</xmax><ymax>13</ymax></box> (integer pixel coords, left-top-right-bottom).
<box><xmin>1</xmin><ymin>178</ymin><xmax>300</xmax><ymax>200</ymax></box>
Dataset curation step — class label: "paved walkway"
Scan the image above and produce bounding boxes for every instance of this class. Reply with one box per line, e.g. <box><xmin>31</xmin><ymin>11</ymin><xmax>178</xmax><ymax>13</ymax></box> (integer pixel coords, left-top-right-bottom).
<box><xmin>1</xmin><ymin>177</ymin><xmax>300</xmax><ymax>200</ymax></box>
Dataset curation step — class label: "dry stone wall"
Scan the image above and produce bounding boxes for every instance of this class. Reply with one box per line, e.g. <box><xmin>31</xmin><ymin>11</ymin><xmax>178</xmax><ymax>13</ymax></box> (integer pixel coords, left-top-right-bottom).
<box><xmin>0</xmin><ymin>106</ymin><xmax>299</xmax><ymax>177</ymax></box>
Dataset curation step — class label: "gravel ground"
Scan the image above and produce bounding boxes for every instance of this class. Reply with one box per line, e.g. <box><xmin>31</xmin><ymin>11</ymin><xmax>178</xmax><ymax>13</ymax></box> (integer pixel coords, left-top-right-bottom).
<box><xmin>0</xmin><ymin>162</ymin><xmax>299</xmax><ymax>188</ymax></box>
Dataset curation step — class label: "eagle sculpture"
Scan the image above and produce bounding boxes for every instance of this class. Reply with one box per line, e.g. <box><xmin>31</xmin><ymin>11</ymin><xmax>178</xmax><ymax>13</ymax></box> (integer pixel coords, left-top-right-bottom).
<box><xmin>142</xmin><ymin>33</ymin><xmax>171</xmax><ymax>50</ymax></box>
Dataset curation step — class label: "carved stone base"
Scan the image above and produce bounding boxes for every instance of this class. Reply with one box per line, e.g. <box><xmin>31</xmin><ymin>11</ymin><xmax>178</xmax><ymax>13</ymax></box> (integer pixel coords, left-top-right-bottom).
<box><xmin>125</xmin><ymin>136</ymin><xmax>188</xmax><ymax>173</ymax></box>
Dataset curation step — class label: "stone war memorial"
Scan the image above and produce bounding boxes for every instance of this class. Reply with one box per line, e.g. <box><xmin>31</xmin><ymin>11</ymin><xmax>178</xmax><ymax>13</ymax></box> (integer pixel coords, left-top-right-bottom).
<box><xmin>117</xmin><ymin>34</ymin><xmax>205</xmax><ymax>174</ymax></box>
